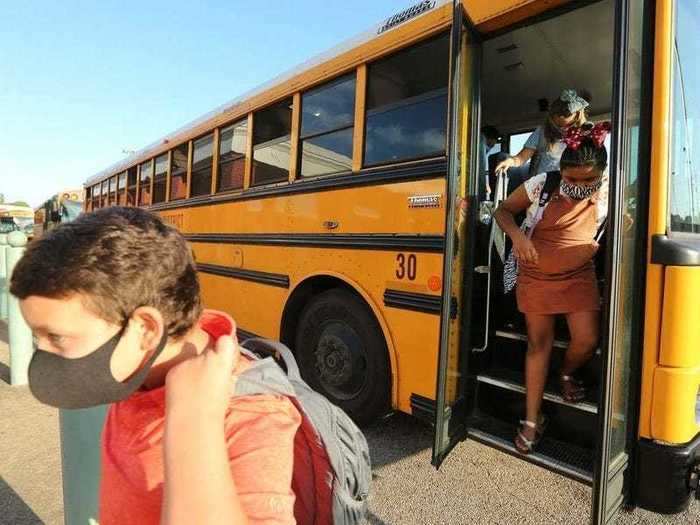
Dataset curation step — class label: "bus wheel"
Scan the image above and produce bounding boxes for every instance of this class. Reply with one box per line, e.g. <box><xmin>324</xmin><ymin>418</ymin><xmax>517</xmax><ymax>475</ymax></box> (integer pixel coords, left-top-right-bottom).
<box><xmin>295</xmin><ymin>288</ymin><xmax>390</xmax><ymax>425</ymax></box>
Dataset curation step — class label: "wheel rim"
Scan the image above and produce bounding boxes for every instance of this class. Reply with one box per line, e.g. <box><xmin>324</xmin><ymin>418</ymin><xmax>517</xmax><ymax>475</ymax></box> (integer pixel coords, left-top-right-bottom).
<box><xmin>313</xmin><ymin>321</ymin><xmax>368</xmax><ymax>401</ymax></box>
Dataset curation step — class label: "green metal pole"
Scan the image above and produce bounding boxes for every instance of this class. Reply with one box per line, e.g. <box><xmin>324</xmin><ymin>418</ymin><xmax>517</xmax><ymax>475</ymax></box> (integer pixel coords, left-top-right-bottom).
<box><xmin>60</xmin><ymin>406</ymin><xmax>107</xmax><ymax>525</ymax></box>
<box><xmin>6</xmin><ymin>231</ymin><xmax>31</xmax><ymax>386</ymax></box>
<box><xmin>0</xmin><ymin>233</ymin><xmax>7</xmax><ymax>320</ymax></box>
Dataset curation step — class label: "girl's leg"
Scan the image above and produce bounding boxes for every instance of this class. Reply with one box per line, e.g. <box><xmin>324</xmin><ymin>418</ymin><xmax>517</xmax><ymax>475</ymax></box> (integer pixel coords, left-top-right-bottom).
<box><xmin>562</xmin><ymin>310</ymin><xmax>599</xmax><ymax>376</ymax></box>
<box><xmin>521</xmin><ymin>313</ymin><xmax>556</xmax><ymax>441</ymax></box>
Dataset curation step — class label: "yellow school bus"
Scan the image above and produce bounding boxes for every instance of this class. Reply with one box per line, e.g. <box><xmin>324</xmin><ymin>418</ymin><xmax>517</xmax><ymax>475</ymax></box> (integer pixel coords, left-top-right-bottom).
<box><xmin>33</xmin><ymin>189</ymin><xmax>84</xmax><ymax>238</ymax></box>
<box><xmin>85</xmin><ymin>0</ymin><xmax>700</xmax><ymax>521</ymax></box>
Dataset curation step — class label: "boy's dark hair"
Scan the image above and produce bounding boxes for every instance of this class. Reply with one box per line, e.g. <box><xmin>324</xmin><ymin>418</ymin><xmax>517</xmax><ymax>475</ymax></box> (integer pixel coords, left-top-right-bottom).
<box><xmin>560</xmin><ymin>136</ymin><xmax>608</xmax><ymax>173</ymax></box>
<box><xmin>481</xmin><ymin>125</ymin><xmax>501</xmax><ymax>141</ymax></box>
<box><xmin>10</xmin><ymin>207</ymin><xmax>201</xmax><ymax>338</ymax></box>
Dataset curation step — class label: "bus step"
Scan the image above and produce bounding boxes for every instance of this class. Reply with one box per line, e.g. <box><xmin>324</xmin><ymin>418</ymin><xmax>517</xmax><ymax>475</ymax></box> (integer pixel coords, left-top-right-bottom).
<box><xmin>493</xmin><ymin>330</ymin><xmax>602</xmax><ymax>355</ymax></box>
<box><xmin>476</xmin><ymin>368</ymin><xmax>598</xmax><ymax>414</ymax></box>
<box><xmin>467</xmin><ymin>414</ymin><xmax>593</xmax><ymax>485</ymax></box>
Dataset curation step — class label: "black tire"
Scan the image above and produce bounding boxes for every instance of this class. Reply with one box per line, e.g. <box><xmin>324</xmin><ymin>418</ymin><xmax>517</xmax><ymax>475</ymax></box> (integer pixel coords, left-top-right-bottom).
<box><xmin>295</xmin><ymin>288</ymin><xmax>390</xmax><ymax>425</ymax></box>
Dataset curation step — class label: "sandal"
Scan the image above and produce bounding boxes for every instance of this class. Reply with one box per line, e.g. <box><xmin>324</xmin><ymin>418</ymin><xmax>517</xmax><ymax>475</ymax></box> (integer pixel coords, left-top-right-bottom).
<box><xmin>560</xmin><ymin>374</ymin><xmax>586</xmax><ymax>403</ymax></box>
<box><xmin>514</xmin><ymin>414</ymin><xmax>548</xmax><ymax>455</ymax></box>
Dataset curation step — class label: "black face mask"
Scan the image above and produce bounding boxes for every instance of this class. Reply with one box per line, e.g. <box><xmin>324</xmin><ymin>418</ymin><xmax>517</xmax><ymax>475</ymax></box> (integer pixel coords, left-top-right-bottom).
<box><xmin>28</xmin><ymin>323</ymin><xmax>168</xmax><ymax>409</ymax></box>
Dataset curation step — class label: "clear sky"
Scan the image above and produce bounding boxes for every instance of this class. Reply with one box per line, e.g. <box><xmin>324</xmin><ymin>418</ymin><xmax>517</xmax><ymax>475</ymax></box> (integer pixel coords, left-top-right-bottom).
<box><xmin>0</xmin><ymin>0</ymin><xmax>410</xmax><ymax>207</ymax></box>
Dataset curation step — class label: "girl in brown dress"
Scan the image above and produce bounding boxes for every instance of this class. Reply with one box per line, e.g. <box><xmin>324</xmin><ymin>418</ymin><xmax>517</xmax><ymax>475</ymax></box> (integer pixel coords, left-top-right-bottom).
<box><xmin>493</xmin><ymin>122</ymin><xmax>610</xmax><ymax>454</ymax></box>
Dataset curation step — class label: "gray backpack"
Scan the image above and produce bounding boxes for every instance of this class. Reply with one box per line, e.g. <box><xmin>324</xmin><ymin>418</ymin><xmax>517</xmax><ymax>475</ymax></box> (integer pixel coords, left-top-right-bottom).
<box><xmin>236</xmin><ymin>338</ymin><xmax>371</xmax><ymax>525</ymax></box>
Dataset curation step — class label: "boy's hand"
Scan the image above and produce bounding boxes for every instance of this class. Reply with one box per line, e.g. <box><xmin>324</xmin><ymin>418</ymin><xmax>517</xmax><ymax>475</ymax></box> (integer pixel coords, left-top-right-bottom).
<box><xmin>165</xmin><ymin>335</ymin><xmax>239</xmax><ymax>423</ymax></box>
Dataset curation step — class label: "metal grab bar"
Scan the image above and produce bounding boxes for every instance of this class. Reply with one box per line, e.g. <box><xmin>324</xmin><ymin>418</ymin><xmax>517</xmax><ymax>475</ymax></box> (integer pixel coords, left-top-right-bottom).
<box><xmin>472</xmin><ymin>171</ymin><xmax>508</xmax><ymax>353</ymax></box>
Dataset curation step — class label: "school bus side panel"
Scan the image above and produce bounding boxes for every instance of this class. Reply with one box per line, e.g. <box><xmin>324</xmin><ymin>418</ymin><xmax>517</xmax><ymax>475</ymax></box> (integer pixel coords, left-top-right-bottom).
<box><xmin>161</xmin><ymin>176</ymin><xmax>447</xmax><ymax>414</ymax></box>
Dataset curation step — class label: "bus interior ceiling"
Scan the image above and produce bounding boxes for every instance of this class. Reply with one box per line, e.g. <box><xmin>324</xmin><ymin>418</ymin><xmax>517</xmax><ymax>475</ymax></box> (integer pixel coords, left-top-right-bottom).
<box><xmin>465</xmin><ymin>0</ymin><xmax>615</xmax><ymax>482</ymax></box>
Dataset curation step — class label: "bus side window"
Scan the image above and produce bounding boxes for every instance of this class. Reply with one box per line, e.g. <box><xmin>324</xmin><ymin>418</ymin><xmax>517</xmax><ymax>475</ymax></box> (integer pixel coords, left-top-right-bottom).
<box><xmin>170</xmin><ymin>144</ymin><xmax>189</xmax><ymax>201</ymax></box>
<box><xmin>364</xmin><ymin>32</ymin><xmax>449</xmax><ymax>167</ymax></box>
<box><xmin>218</xmin><ymin>120</ymin><xmax>247</xmax><ymax>192</ymax></box>
<box><xmin>191</xmin><ymin>133</ymin><xmax>214</xmax><ymax>197</ymax></box>
<box><xmin>252</xmin><ymin>99</ymin><xmax>292</xmax><ymax>186</ymax></box>
<box><xmin>127</xmin><ymin>167</ymin><xmax>138</xmax><ymax>206</ymax></box>
<box><xmin>153</xmin><ymin>154</ymin><xmax>168</xmax><ymax>204</ymax></box>
<box><xmin>117</xmin><ymin>172</ymin><xmax>127</xmax><ymax>206</ymax></box>
<box><xmin>139</xmin><ymin>160</ymin><xmax>153</xmax><ymax>206</ymax></box>
<box><xmin>299</xmin><ymin>74</ymin><xmax>355</xmax><ymax>178</ymax></box>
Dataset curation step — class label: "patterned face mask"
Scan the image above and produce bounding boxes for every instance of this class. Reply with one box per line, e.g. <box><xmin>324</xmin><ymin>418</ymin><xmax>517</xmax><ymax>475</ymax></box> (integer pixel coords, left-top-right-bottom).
<box><xmin>559</xmin><ymin>178</ymin><xmax>603</xmax><ymax>200</ymax></box>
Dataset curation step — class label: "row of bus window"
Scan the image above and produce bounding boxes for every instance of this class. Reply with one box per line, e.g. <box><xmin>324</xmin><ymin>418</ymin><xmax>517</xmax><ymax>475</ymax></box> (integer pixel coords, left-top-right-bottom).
<box><xmin>86</xmin><ymin>33</ymin><xmax>449</xmax><ymax>210</ymax></box>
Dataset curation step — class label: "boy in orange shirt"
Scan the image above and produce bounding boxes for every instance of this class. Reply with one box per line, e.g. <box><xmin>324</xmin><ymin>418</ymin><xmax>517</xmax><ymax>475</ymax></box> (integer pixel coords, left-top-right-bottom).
<box><xmin>11</xmin><ymin>207</ymin><xmax>302</xmax><ymax>524</ymax></box>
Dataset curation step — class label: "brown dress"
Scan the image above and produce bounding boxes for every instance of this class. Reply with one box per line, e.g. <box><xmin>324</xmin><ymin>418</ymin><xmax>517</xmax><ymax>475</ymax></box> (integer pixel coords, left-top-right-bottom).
<box><xmin>516</xmin><ymin>191</ymin><xmax>601</xmax><ymax>314</ymax></box>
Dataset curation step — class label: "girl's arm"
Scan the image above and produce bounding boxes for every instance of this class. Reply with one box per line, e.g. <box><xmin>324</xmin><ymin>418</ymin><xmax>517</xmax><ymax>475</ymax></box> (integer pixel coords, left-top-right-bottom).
<box><xmin>494</xmin><ymin>147</ymin><xmax>535</xmax><ymax>177</ymax></box>
<box><xmin>493</xmin><ymin>184</ymin><xmax>539</xmax><ymax>265</ymax></box>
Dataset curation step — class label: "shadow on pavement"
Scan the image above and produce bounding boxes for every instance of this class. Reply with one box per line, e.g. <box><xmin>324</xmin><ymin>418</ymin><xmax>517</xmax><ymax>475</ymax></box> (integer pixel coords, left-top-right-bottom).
<box><xmin>366</xmin><ymin>511</ymin><xmax>392</xmax><ymax>524</ymax></box>
<box><xmin>0</xmin><ymin>321</ymin><xmax>9</xmax><ymax>384</ymax></box>
<box><xmin>363</xmin><ymin>412</ymin><xmax>432</xmax><ymax>469</ymax></box>
<box><xmin>0</xmin><ymin>475</ymin><xmax>43</xmax><ymax>525</ymax></box>
<box><xmin>0</xmin><ymin>362</ymin><xmax>9</xmax><ymax>384</ymax></box>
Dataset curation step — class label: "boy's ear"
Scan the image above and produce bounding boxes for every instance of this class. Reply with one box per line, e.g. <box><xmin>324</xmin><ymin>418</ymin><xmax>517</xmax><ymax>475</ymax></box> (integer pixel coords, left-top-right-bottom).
<box><xmin>130</xmin><ymin>307</ymin><xmax>166</xmax><ymax>352</ymax></box>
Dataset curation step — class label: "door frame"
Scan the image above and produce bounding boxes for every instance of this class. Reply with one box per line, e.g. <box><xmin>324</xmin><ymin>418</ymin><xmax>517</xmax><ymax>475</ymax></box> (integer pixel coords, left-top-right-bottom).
<box><xmin>432</xmin><ymin>0</ymin><xmax>483</xmax><ymax>467</ymax></box>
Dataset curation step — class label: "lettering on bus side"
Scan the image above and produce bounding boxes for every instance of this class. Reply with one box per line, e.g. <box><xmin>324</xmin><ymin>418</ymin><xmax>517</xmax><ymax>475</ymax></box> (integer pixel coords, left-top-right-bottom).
<box><xmin>377</xmin><ymin>0</ymin><xmax>437</xmax><ymax>35</ymax></box>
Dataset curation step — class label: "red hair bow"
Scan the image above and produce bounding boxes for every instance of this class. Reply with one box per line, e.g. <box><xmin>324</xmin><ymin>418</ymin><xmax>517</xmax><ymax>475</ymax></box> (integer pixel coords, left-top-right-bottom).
<box><xmin>563</xmin><ymin>121</ymin><xmax>611</xmax><ymax>150</ymax></box>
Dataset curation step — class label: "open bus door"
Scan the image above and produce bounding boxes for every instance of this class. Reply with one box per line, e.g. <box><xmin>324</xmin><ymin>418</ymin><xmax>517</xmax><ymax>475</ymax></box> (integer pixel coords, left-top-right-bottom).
<box><xmin>432</xmin><ymin>1</ymin><xmax>481</xmax><ymax>467</ymax></box>
<box><xmin>434</xmin><ymin>1</ymin><xmax>655</xmax><ymax>522</ymax></box>
<box><xmin>592</xmin><ymin>0</ymin><xmax>654</xmax><ymax>522</ymax></box>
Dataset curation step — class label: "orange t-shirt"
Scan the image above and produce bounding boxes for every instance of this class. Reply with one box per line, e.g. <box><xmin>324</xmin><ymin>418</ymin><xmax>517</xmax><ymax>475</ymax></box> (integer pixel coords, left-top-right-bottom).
<box><xmin>98</xmin><ymin>310</ymin><xmax>301</xmax><ymax>524</ymax></box>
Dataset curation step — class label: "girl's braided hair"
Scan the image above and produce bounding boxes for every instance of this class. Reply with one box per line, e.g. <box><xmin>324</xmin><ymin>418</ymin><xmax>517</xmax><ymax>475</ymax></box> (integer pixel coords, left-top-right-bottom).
<box><xmin>560</xmin><ymin>121</ymin><xmax>610</xmax><ymax>172</ymax></box>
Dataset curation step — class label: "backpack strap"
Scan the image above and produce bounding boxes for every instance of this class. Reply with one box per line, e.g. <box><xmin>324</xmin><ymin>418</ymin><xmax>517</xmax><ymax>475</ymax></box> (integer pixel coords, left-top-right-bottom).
<box><xmin>241</xmin><ymin>338</ymin><xmax>303</xmax><ymax>382</ymax></box>
<box><xmin>526</xmin><ymin>171</ymin><xmax>561</xmax><ymax>235</ymax></box>
<box><xmin>539</xmin><ymin>170</ymin><xmax>561</xmax><ymax>208</ymax></box>
<box><xmin>232</xmin><ymin>346</ymin><xmax>297</xmax><ymax>398</ymax></box>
